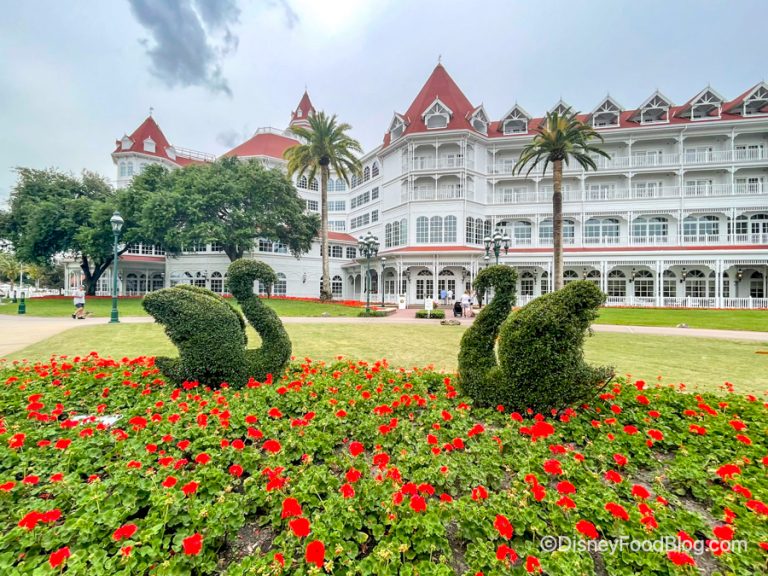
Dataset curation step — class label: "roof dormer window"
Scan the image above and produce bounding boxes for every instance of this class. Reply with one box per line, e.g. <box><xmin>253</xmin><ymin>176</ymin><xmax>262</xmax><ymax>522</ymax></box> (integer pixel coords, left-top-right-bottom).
<box><xmin>166</xmin><ymin>146</ymin><xmax>176</xmax><ymax>160</ymax></box>
<box><xmin>680</xmin><ymin>87</ymin><xmax>723</xmax><ymax>120</ymax></box>
<box><xmin>297</xmin><ymin>108</ymin><xmax>302</xmax><ymax>118</ymax></box>
<box><xmin>389</xmin><ymin>113</ymin><xmax>407</xmax><ymax>141</ymax></box>
<box><xmin>732</xmin><ymin>82</ymin><xmax>768</xmax><ymax>117</ymax></box>
<box><xmin>121</xmin><ymin>136</ymin><xmax>133</xmax><ymax>151</ymax></box>
<box><xmin>423</xmin><ymin>98</ymin><xmax>452</xmax><ymax>130</ymax></box>
<box><xmin>469</xmin><ymin>106</ymin><xmax>488</xmax><ymax>135</ymax></box>
<box><xmin>591</xmin><ymin>96</ymin><xmax>622</xmax><ymax>128</ymax></box>
<box><xmin>500</xmin><ymin>104</ymin><xmax>531</xmax><ymax>135</ymax></box>
<box><xmin>143</xmin><ymin>137</ymin><xmax>156</xmax><ymax>153</ymax></box>
<box><xmin>633</xmin><ymin>91</ymin><xmax>672</xmax><ymax>124</ymax></box>
<box><xmin>549</xmin><ymin>99</ymin><xmax>572</xmax><ymax>117</ymax></box>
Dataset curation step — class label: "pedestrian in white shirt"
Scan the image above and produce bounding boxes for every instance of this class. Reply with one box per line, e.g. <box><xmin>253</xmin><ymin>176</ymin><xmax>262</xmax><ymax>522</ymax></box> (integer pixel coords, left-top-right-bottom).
<box><xmin>72</xmin><ymin>286</ymin><xmax>86</xmax><ymax>319</ymax></box>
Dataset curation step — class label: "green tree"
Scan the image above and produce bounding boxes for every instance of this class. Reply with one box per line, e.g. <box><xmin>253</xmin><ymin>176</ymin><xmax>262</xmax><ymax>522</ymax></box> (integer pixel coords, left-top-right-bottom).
<box><xmin>0</xmin><ymin>252</ymin><xmax>21</xmax><ymax>292</ymax></box>
<box><xmin>129</xmin><ymin>158</ymin><xmax>318</xmax><ymax>262</ymax></box>
<box><xmin>2</xmin><ymin>169</ymin><xmax>140</xmax><ymax>295</ymax></box>
<box><xmin>513</xmin><ymin>110</ymin><xmax>609</xmax><ymax>290</ymax></box>
<box><xmin>285</xmin><ymin>112</ymin><xmax>362</xmax><ymax>300</ymax></box>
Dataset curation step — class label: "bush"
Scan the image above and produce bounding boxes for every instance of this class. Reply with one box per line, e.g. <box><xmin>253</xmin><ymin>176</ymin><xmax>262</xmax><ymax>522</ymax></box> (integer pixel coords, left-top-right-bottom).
<box><xmin>142</xmin><ymin>259</ymin><xmax>291</xmax><ymax>388</ymax></box>
<box><xmin>415</xmin><ymin>309</ymin><xmax>445</xmax><ymax>319</ymax></box>
<box><xmin>357</xmin><ymin>309</ymin><xmax>388</xmax><ymax>317</ymax></box>
<box><xmin>457</xmin><ymin>265</ymin><xmax>517</xmax><ymax>405</ymax></box>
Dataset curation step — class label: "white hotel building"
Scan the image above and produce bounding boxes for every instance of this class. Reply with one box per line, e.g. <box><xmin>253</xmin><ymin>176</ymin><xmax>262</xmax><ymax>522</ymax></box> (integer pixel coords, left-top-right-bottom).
<box><xmin>80</xmin><ymin>64</ymin><xmax>768</xmax><ymax>309</ymax></box>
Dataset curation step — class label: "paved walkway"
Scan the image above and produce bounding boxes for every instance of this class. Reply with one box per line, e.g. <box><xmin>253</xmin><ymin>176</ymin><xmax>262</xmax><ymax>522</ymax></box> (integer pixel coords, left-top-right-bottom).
<box><xmin>1</xmin><ymin>312</ymin><xmax>767</xmax><ymax>357</ymax></box>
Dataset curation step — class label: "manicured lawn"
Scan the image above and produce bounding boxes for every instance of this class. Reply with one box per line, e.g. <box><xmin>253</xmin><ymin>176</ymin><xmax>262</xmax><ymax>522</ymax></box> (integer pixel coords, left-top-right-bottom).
<box><xmin>594</xmin><ymin>307</ymin><xmax>768</xmax><ymax>331</ymax></box>
<box><xmin>8</xmin><ymin>323</ymin><xmax>768</xmax><ymax>394</ymax></box>
<box><xmin>0</xmin><ymin>297</ymin><xmax>363</xmax><ymax>318</ymax></box>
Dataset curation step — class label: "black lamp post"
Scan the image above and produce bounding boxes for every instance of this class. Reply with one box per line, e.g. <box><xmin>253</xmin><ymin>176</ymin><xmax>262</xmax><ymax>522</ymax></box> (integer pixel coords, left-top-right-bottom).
<box><xmin>109</xmin><ymin>211</ymin><xmax>124</xmax><ymax>324</ymax></box>
<box><xmin>358</xmin><ymin>231</ymin><xmax>379</xmax><ymax>313</ymax></box>
<box><xmin>483</xmin><ymin>229</ymin><xmax>511</xmax><ymax>265</ymax></box>
<box><xmin>380</xmin><ymin>256</ymin><xmax>386</xmax><ymax>307</ymax></box>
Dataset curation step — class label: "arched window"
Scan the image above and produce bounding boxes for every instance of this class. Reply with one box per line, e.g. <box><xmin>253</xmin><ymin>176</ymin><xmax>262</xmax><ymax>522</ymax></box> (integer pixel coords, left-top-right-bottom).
<box><xmin>151</xmin><ymin>273</ymin><xmax>164</xmax><ymax>291</ymax></box>
<box><xmin>351</xmin><ymin>174</ymin><xmax>358</xmax><ymax>188</ymax></box>
<box><xmin>327</xmin><ymin>178</ymin><xmax>335</xmax><ymax>191</ymax></box>
<box><xmin>194</xmin><ymin>271</ymin><xmax>206</xmax><ymax>288</ymax></box>
<box><xmin>683</xmin><ymin>215</ymin><xmax>719</xmax><ymax>239</ymax></box>
<box><xmin>563</xmin><ymin>270</ymin><xmax>579</xmax><ymax>286</ymax></box>
<box><xmin>513</xmin><ymin>220</ymin><xmax>532</xmax><ymax>244</ymax></box>
<box><xmin>210</xmin><ymin>271</ymin><xmax>223</xmax><ymax>293</ymax></box>
<box><xmin>444</xmin><ymin>216</ymin><xmax>457</xmax><ymax>242</ymax></box>
<box><xmin>586</xmin><ymin>270</ymin><xmax>601</xmax><ymax>286</ymax></box>
<box><xmin>475</xmin><ymin>218</ymin><xmax>485</xmax><ymax>245</ymax></box>
<box><xmin>751</xmin><ymin>213</ymin><xmax>768</xmax><ymax>237</ymax></box>
<box><xmin>633</xmin><ymin>270</ymin><xmax>654</xmax><ymax>298</ymax></box>
<box><xmin>684</xmin><ymin>269</ymin><xmax>707</xmax><ymax>298</ymax></box>
<box><xmin>607</xmin><ymin>270</ymin><xmax>626</xmax><ymax>296</ymax></box>
<box><xmin>520</xmin><ymin>271</ymin><xmax>535</xmax><ymax>296</ymax></box>
<box><xmin>466</xmin><ymin>217</ymin><xmax>475</xmax><ymax>244</ymax></box>
<box><xmin>430</xmin><ymin>216</ymin><xmax>443</xmax><ymax>243</ymax></box>
<box><xmin>119</xmin><ymin>162</ymin><xmax>127</xmax><ymax>177</ymax></box>
<box><xmin>585</xmin><ymin>218</ymin><xmax>620</xmax><ymax>243</ymax></box>
<box><xmin>540</xmin><ymin>271</ymin><xmax>550</xmax><ymax>294</ymax></box>
<box><xmin>385</xmin><ymin>223</ymin><xmax>393</xmax><ymax>248</ymax></box>
<box><xmin>632</xmin><ymin>217</ymin><xmax>668</xmax><ymax>241</ymax></box>
<box><xmin>750</xmin><ymin>271</ymin><xmax>765</xmax><ymax>298</ymax></box>
<box><xmin>127</xmin><ymin>273</ymin><xmax>138</xmax><ymax>293</ymax></box>
<box><xmin>363</xmin><ymin>166</ymin><xmax>370</xmax><ymax>182</ymax></box>
<box><xmin>416</xmin><ymin>216</ymin><xmax>429</xmax><ymax>243</ymax></box>
<box><xmin>297</xmin><ymin>175</ymin><xmax>308</xmax><ymax>189</ymax></box>
<box><xmin>332</xmin><ymin>275</ymin><xmax>343</xmax><ymax>298</ymax></box>
<box><xmin>310</xmin><ymin>178</ymin><xmax>319</xmax><ymax>191</ymax></box>
<box><xmin>539</xmin><ymin>219</ymin><xmax>575</xmax><ymax>243</ymax></box>
<box><xmin>400</xmin><ymin>219</ymin><xmax>407</xmax><ymax>245</ymax></box>
<box><xmin>335</xmin><ymin>179</ymin><xmax>347</xmax><ymax>191</ymax></box>
<box><xmin>367</xmin><ymin>269</ymin><xmax>379</xmax><ymax>294</ymax></box>
<box><xmin>274</xmin><ymin>273</ymin><xmax>287</xmax><ymax>296</ymax></box>
<box><xmin>371</xmin><ymin>162</ymin><xmax>379</xmax><ymax>177</ymax></box>
<box><xmin>663</xmin><ymin>270</ymin><xmax>677</xmax><ymax>298</ymax></box>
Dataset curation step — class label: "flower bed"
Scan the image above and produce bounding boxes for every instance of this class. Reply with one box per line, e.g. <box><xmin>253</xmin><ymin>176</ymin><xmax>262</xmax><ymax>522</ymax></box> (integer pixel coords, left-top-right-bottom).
<box><xmin>0</xmin><ymin>355</ymin><xmax>767</xmax><ymax>575</ymax></box>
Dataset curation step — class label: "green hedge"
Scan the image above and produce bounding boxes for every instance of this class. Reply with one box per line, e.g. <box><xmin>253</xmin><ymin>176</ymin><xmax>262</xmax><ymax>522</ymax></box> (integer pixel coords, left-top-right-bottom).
<box><xmin>357</xmin><ymin>309</ymin><xmax>388</xmax><ymax>317</ymax></box>
<box><xmin>142</xmin><ymin>259</ymin><xmax>291</xmax><ymax>388</ymax></box>
<box><xmin>415</xmin><ymin>309</ymin><xmax>445</xmax><ymax>319</ymax></box>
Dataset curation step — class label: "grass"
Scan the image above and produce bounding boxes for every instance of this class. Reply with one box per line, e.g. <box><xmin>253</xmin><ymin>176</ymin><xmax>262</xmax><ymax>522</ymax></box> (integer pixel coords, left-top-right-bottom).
<box><xmin>593</xmin><ymin>307</ymin><xmax>768</xmax><ymax>331</ymax></box>
<box><xmin>0</xmin><ymin>296</ymin><xmax>363</xmax><ymax>317</ymax></box>
<box><xmin>7</xmin><ymin>323</ymin><xmax>768</xmax><ymax>395</ymax></box>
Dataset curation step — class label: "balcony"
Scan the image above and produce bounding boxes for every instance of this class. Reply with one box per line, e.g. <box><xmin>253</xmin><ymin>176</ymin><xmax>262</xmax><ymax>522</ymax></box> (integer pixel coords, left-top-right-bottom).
<box><xmin>504</xmin><ymin>233</ymin><xmax>768</xmax><ymax>249</ymax></box>
<box><xmin>404</xmin><ymin>157</ymin><xmax>474</xmax><ymax>172</ymax></box>
<box><xmin>406</xmin><ymin>185</ymin><xmax>465</xmax><ymax>202</ymax></box>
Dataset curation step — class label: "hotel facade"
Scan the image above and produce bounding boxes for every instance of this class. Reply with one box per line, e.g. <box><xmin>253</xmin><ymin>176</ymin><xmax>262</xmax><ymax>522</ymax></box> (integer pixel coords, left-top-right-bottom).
<box><xmin>71</xmin><ymin>65</ymin><xmax>768</xmax><ymax>309</ymax></box>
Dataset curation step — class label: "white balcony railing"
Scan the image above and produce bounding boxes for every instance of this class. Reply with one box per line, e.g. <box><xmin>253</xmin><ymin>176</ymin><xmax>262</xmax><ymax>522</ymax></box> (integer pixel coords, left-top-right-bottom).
<box><xmin>503</xmin><ymin>233</ymin><xmax>766</xmax><ymax>249</ymax></box>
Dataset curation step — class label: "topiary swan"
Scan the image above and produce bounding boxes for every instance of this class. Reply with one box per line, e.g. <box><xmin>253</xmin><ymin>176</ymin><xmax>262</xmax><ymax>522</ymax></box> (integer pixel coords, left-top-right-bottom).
<box><xmin>142</xmin><ymin>259</ymin><xmax>291</xmax><ymax>388</ymax></box>
<box><xmin>458</xmin><ymin>270</ymin><xmax>613</xmax><ymax>412</ymax></box>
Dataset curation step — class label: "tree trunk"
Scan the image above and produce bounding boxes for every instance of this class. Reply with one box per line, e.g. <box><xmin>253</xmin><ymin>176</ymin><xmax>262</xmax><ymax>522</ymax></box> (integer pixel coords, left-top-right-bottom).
<box><xmin>80</xmin><ymin>254</ymin><xmax>117</xmax><ymax>296</ymax></box>
<box><xmin>552</xmin><ymin>159</ymin><xmax>564</xmax><ymax>291</ymax></box>
<box><xmin>319</xmin><ymin>165</ymin><xmax>332</xmax><ymax>301</ymax></box>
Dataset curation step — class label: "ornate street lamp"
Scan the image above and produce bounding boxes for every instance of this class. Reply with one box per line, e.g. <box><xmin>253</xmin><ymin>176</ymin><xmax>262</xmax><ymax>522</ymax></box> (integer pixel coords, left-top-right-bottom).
<box><xmin>380</xmin><ymin>256</ymin><xmax>387</xmax><ymax>308</ymax></box>
<box><xmin>358</xmin><ymin>231</ymin><xmax>379</xmax><ymax>313</ymax></box>
<box><xmin>110</xmin><ymin>211</ymin><xmax>124</xmax><ymax>324</ymax></box>
<box><xmin>483</xmin><ymin>229</ymin><xmax>511</xmax><ymax>265</ymax></box>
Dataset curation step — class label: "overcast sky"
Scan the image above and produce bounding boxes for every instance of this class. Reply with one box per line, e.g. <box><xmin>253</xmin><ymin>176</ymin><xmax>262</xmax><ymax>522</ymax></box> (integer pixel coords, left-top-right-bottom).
<box><xmin>1</xmin><ymin>0</ymin><xmax>765</xmax><ymax>205</ymax></box>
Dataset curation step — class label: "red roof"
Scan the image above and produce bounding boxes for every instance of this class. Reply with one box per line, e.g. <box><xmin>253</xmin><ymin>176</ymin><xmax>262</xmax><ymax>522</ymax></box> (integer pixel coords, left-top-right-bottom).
<box><xmin>114</xmin><ymin>116</ymin><xmax>172</xmax><ymax>160</ymax></box>
<box><xmin>223</xmin><ymin>131</ymin><xmax>298</xmax><ymax>160</ymax></box>
<box><xmin>290</xmin><ymin>91</ymin><xmax>316</xmax><ymax>126</ymax></box>
<box><xmin>328</xmin><ymin>232</ymin><xmax>357</xmax><ymax>243</ymax></box>
<box><xmin>381</xmin><ymin>246</ymin><xmax>484</xmax><ymax>253</ymax></box>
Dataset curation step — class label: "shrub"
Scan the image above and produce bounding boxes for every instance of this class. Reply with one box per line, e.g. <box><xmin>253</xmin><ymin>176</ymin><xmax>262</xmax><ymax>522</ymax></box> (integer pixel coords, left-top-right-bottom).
<box><xmin>457</xmin><ymin>265</ymin><xmax>517</xmax><ymax>405</ymax></box>
<box><xmin>142</xmin><ymin>259</ymin><xmax>291</xmax><ymax>388</ymax></box>
<box><xmin>415</xmin><ymin>309</ymin><xmax>445</xmax><ymax>319</ymax></box>
<box><xmin>357</xmin><ymin>309</ymin><xmax>388</xmax><ymax>317</ymax></box>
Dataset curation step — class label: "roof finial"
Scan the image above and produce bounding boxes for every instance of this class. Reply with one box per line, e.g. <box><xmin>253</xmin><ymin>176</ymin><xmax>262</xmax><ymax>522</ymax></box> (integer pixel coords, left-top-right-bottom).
<box><xmin>304</xmin><ymin>83</ymin><xmax>307</xmax><ymax>92</ymax></box>
<box><xmin>149</xmin><ymin>106</ymin><xmax>154</xmax><ymax>118</ymax></box>
<box><xmin>438</xmin><ymin>54</ymin><xmax>442</xmax><ymax>65</ymax></box>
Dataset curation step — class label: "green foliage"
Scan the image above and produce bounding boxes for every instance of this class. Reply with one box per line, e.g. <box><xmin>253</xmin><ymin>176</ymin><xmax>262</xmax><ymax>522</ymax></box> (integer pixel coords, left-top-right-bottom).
<box><xmin>499</xmin><ymin>281</ymin><xmax>613</xmax><ymax>411</ymax></box>
<box><xmin>143</xmin><ymin>259</ymin><xmax>291</xmax><ymax>388</ymax></box>
<box><xmin>415</xmin><ymin>309</ymin><xmax>446</xmax><ymax>319</ymax></box>
<box><xmin>126</xmin><ymin>158</ymin><xmax>318</xmax><ymax>261</ymax></box>
<box><xmin>1</xmin><ymin>168</ymin><xmax>141</xmax><ymax>294</ymax></box>
<box><xmin>457</xmin><ymin>265</ymin><xmax>517</xmax><ymax>406</ymax></box>
<box><xmin>358</xmin><ymin>309</ymin><xmax>388</xmax><ymax>317</ymax></box>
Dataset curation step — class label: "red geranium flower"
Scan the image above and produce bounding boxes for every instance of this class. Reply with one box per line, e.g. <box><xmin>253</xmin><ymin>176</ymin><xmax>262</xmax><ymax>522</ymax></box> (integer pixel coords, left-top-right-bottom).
<box><xmin>575</xmin><ymin>519</ymin><xmax>598</xmax><ymax>539</ymax></box>
<box><xmin>496</xmin><ymin>544</ymin><xmax>518</xmax><ymax>563</ymax></box>
<box><xmin>345</xmin><ymin>468</ymin><xmax>362</xmax><ymax>483</ymax></box>
<box><xmin>340</xmin><ymin>483</ymin><xmax>355</xmax><ymax>498</ymax></box>
<box><xmin>113</xmin><ymin>523</ymin><xmax>138</xmax><ymax>541</ymax></box>
<box><xmin>472</xmin><ymin>486</ymin><xmax>488</xmax><ymax>501</ymax></box>
<box><xmin>713</xmin><ymin>525</ymin><xmax>734</xmax><ymax>541</ymax></box>
<box><xmin>525</xmin><ymin>555</ymin><xmax>542</xmax><ymax>574</ymax></box>
<box><xmin>281</xmin><ymin>497</ymin><xmax>302</xmax><ymax>518</ymax></box>
<box><xmin>162</xmin><ymin>476</ymin><xmax>178</xmax><ymax>488</ymax></box>
<box><xmin>49</xmin><ymin>546</ymin><xmax>71</xmax><ymax>568</ymax></box>
<box><xmin>605</xmin><ymin>502</ymin><xmax>629</xmax><ymax>521</ymax></box>
<box><xmin>631</xmin><ymin>484</ymin><xmax>650</xmax><ymax>499</ymax></box>
<box><xmin>349</xmin><ymin>441</ymin><xmax>364</xmax><ymax>456</ymax></box>
<box><xmin>181</xmin><ymin>481</ymin><xmax>199</xmax><ymax>496</ymax></box>
<box><xmin>410</xmin><ymin>495</ymin><xmax>427</xmax><ymax>512</ymax></box>
<box><xmin>494</xmin><ymin>514</ymin><xmax>513</xmax><ymax>539</ymax></box>
<box><xmin>305</xmin><ymin>539</ymin><xmax>325</xmax><ymax>568</ymax></box>
<box><xmin>229</xmin><ymin>464</ymin><xmax>243</xmax><ymax>477</ymax></box>
<box><xmin>543</xmin><ymin>459</ymin><xmax>563</xmax><ymax>475</ymax></box>
<box><xmin>263</xmin><ymin>439</ymin><xmax>281</xmax><ymax>454</ymax></box>
<box><xmin>182</xmin><ymin>533</ymin><xmax>203</xmax><ymax>555</ymax></box>
<box><xmin>556</xmin><ymin>481</ymin><xmax>576</xmax><ymax>495</ymax></box>
<box><xmin>667</xmin><ymin>551</ymin><xmax>695</xmax><ymax>566</ymax></box>
<box><xmin>289</xmin><ymin>517</ymin><xmax>311</xmax><ymax>538</ymax></box>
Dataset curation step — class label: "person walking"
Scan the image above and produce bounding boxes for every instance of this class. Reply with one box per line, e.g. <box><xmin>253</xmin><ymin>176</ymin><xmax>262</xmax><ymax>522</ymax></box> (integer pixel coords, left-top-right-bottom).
<box><xmin>440</xmin><ymin>288</ymin><xmax>447</xmax><ymax>307</ymax></box>
<box><xmin>72</xmin><ymin>285</ymin><xmax>86</xmax><ymax>319</ymax></box>
<box><xmin>447</xmin><ymin>288</ymin><xmax>453</xmax><ymax>305</ymax></box>
<box><xmin>460</xmin><ymin>290</ymin><xmax>472</xmax><ymax>318</ymax></box>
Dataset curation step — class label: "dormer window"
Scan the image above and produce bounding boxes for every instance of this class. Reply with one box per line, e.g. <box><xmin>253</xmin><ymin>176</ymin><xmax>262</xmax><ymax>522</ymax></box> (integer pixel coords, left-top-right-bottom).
<box><xmin>469</xmin><ymin>106</ymin><xmax>488</xmax><ymax>134</ymax></box>
<box><xmin>679</xmin><ymin>87</ymin><xmax>724</xmax><ymax>120</ymax></box>
<box><xmin>549</xmin><ymin>99</ymin><xmax>572</xmax><ymax>117</ymax></box>
<box><xmin>297</xmin><ymin>108</ymin><xmax>303</xmax><ymax>118</ymax></box>
<box><xmin>591</xmin><ymin>96</ymin><xmax>622</xmax><ymax>128</ymax></box>
<box><xmin>389</xmin><ymin>114</ymin><xmax>407</xmax><ymax>141</ymax></box>
<box><xmin>727</xmin><ymin>82</ymin><xmax>768</xmax><ymax>117</ymax></box>
<box><xmin>166</xmin><ymin>146</ymin><xmax>176</xmax><ymax>160</ymax></box>
<box><xmin>143</xmin><ymin>137</ymin><xmax>156</xmax><ymax>153</ymax></box>
<box><xmin>423</xmin><ymin>98</ymin><xmax>452</xmax><ymax>130</ymax></box>
<box><xmin>121</xmin><ymin>136</ymin><xmax>133</xmax><ymax>151</ymax></box>
<box><xmin>500</xmin><ymin>104</ymin><xmax>531</xmax><ymax>135</ymax></box>
<box><xmin>632</xmin><ymin>91</ymin><xmax>672</xmax><ymax>124</ymax></box>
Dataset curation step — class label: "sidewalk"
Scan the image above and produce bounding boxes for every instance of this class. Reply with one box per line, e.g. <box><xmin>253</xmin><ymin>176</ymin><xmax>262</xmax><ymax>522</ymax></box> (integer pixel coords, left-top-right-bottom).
<box><xmin>1</xmin><ymin>312</ymin><xmax>768</xmax><ymax>358</ymax></box>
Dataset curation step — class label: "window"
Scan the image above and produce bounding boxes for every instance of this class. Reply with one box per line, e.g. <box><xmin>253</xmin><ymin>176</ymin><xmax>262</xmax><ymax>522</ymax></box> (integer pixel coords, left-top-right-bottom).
<box><xmin>303</xmin><ymin>199</ymin><xmax>319</xmax><ymax>212</ymax></box>
<box><xmin>563</xmin><ymin>270</ymin><xmax>579</xmax><ymax>286</ymax></box>
<box><xmin>633</xmin><ymin>181</ymin><xmax>664</xmax><ymax>198</ymax></box>
<box><xmin>327</xmin><ymin>178</ymin><xmax>335</xmax><ymax>191</ymax></box>
<box><xmin>586</xmin><ymin>270</ymin><xmax>600</xmax><ymax>286</ymax></box>
<box><xmin>309</xmin><ymin>179</ymin><xmax>319</xmax><ymax>191</ymax></box>
<box><xmin>750</xmin><ymin>272</ymin><xmax>765</xmax><ymax>298</ymax></box>
<box><xmin>399</xmin><ymin>219</ymin><xmax>408</xmax><ymax>245</ymax></box>
<box><xmin>346</xmin><ymin>247</ymin><xmax>356</xmax><ymax>259</ymax></box>
<box><xmin>633</xmin><ymin>91</ymin><xmax>671</xmax><ymax>124</ymax></box>
<box><xmin>151</xmin><ymin>273</ymin><xmax>164</xmax><ymax>291</ymax></box>
<box><xmin>539</xmin><ymin>219</ymin><xmax>575</xmax><ymax>243</ymax></box>
<box><xmin>466</xmin><ymin>217</ymin><xmax>475</xmax><ymax>244</ymax></box>
<box><xmin>258</xmin><ymin>239</ymin><xmax>288</xmax><ymax>253</ymax></box>
<box><xmin>663</xmin><ymin>271</ymin><xmax>676</xmax><ymax>298</ymax></box>
<box><xmin>520</xmin><ymin>271</ymin><xmax>535</xmax><ymax>296</ymax></box>
<box><xmin>683</xmin><ymin>215</ymin><xmax>719</xmax><ymax>239</ymax></box>
<box><xmin>328</xmin><ymin>220</ymin><xmax>346</xmax><ymax>231</ymax></box>
<box><xmin>722</xmin><ymin>272</ymin><xmax>730</xmax><ymax>298</ymax></box>
<box><xmin>734</xmin><ymin>144</ymin><xmax>764</xmax><ymax>161</ymax></box>
<box><xmin>444</xmin><ymin>216</ymin><xmax>457</xmax><ymax>243</ymax></box>
<box><xmin>385</xmin><ymin>223</ymin><xmax>393</xmax><ymax>248</ymax></box>
<box><xmin>350</xmin><ymin>214</ymin><xmax>370</xmax><ymax>229</ymax></box>
<box><xmin>363</xmin><ymin>167</ymin><xmax>370</xmax><ymax>182</ymax></box>
<box><xmin>513</xmin><ymin>221</ymin><xmax>532</xmax><ymax>244</ymax></box>
<box><xmin>584</xmin><ymin>218</ymin><xmax>620</xmax><ymax>243</ymax></box>
<box><xmin>371</xmin><ymin>210</ymin><xmax>379</xmax><ymax>223</ymax></box>
<box><xmin>591</xmin><ymin>97</ymin><xmax>621</xmax><ymax>128</ymax></box>
<box><xmin>328</xmin><ymin>245</ymin><xmax>343</xmax><ymax>258</ymax></box>
<box><xmin>371</xmin><ymin>187</ymin><xmax>379</xmax><ymax>200</ymax></box>
<box><xmin>126</xmin><ymin>162</ymin><xmax>134</xmax><ymax>176</ymax></box>
<box><xmin>633</xmin><ymin>270</ymin><xmax>654</xmax><ymax>298</ymax></box>
<box><xmin>684</xmin><ymin>269</ymin><xmax>707</xmax><ymax>298</ymax></box>
<box><xmin>297</xmin><ymin>176</ymin><xmax>308</xmax><ymax>189</ymax></box>
<box><xmin>351</xmin><ymin>191</ymin><xmax>371</xmax><ymax>209</ymax></box>
<box><xmin>632</xmin><ymin>217</ymin><xmax>668</xmax><ymax>241</ymax></box>
<box><xmin>335</xmin><ymin>179</ymin><xmax>347</xmax><ymax>191</ymax></box>
<box><xmin>371</xmin><ymin>162</ymin><xmax>379</xmax><ymax>178</ymax></box>
<box><xmin>328</xmin><ymin>200</ymin><xmax>346</xmax><ymax>212</ymax></box>
<box><xmin>210</xmin><ymin>272</ymin><xmax>223</xmax><ymax>293</ymax></box>
<box><xmin>119</xmin><ymin>162</ymin><xmax>127</xmax><ymax>177</ymax></box>
<box><xmin>332</xmin><ymin>275</ymin><xmax>343</xmax><ymax>298</ymax></box>
<box><xmin>682</xmin><ymin>88</ymin><xmax>723</xmax><ymax>120</ymax></box>
<box><xmin>143</xmin><ymin>138</ymin><xmax>156</xmax><ymax>153</ymax></box>
<box><xmin>587</xmin><ymin>183</ymin><xmax>616</xmax><ymax>200</ymax></box>
<box><xmin>415</xmin><ymin>269</ymin><xmax>433</xmax><ymax>300</ymax></box>
<box><xmin>607</xmin><ymin>270</ymin><xmax>626</xmax><ymax>297</ymax></box>
<box><xmin>429</xmin><ymin>216</ymin><xmax>443</xmax><ymax>243</ymax></box>
<box><xmin>274</xmin><ymin>273</ymin><xmax>287</xmax><ymax>296</ymax></box>
<box><xmin>416</xmin><ymin>216</ymin><xmax>429</xmax><ymax>243</ymax></box>
<box><xmin>390</xmin><ymin>116</ymin><xmax>405</xmax><ymax>140</ymax></box>
<box><xmin>423</xmin><ymin>99</ymin><xmax>451</xmax><ymax>129</ymax></box>
<box><xmin>127</xmin><ymin>244</ymin><xmax>141</xmax><ymax>254</ymax></box>
<box><xmin>210</xmin><ymin>242</ymin><xmax>223</xmax><ymax>252</ymax></box>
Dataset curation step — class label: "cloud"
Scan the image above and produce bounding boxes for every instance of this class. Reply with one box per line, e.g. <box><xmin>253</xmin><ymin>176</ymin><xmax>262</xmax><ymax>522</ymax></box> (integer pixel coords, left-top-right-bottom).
<box><xmin>215</xmin><ymin>127</ymin><xmax>251</xmax><ymax>149</ymax></box>
<box><xmin>269</xmin><ymin>0</ymin><xmax>299</xmax><ymax>29</ymax></box>
<box><xmin>128</xmin><ymin>0</ymin><xmax>241</xmax><ymax>96</ymax></box>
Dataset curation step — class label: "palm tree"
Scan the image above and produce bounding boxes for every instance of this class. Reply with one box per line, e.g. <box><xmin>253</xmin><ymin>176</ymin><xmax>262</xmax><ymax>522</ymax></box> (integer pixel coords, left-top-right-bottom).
<box><xmin>513</xmin><ymin>110</ymin><xmax>610</xmax><ymax>291</ymax></box>
<box><xmin>285</xmin><ymin>112</ymin><xmax>362</xmax><ymax>301</ymax></box>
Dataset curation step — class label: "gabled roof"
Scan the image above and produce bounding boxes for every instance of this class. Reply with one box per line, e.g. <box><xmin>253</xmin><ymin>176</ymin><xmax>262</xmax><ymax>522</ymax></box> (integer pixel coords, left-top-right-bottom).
<box><xmin>676</xmin><ymin>86</ymin><xmax>725</xmax><ymax>119</ymax></box>
<box><xmin>590</xmin><ymin>94</ymin><xmax>623</xmax><ymax>116</ymax></box>
<box><xmin>388</xmin><ymin>63</ymin><xmax>477</xmax><ymax>140</ymax></box>
<box><xmin>725</xmin><ymin>81</ymin><xmax>768</xmax><ymax>115</ymax></box>
<box><xmin>223</xmin><ymin>129</ymin><xmax>298</xmax><ymax>160</ymax></box>
<box><xmin>289</xmin><ymin>91</ymin><xmax>316</xmax><ymax>127</ymax></box>
<box><xmin>114</xmin><ymin>116</ymin><xmax>172</xmax><ymax>160</ymax></box>
<box><xmin>549</xmin><ymin>99</ymin><xmax>573</xmax><ymax>115</ymax></box>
